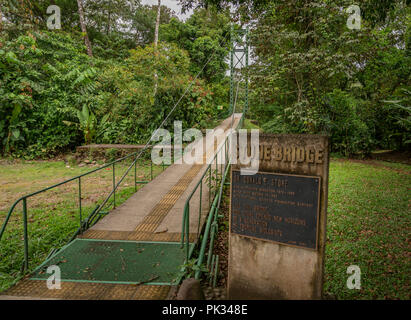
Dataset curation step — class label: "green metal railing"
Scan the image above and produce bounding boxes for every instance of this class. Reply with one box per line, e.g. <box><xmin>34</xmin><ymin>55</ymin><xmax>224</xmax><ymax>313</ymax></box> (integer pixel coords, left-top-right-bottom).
<box><xmin>0</xmin><ymin>145</ymin><xmax>171</xmax><ymax>273</ymax></box>
<box><xmin>181</xmin><ymin>114</ymin><xmax>243</xmax><ymax>284</ymax></box>
<box><xmin>1</xmin><ymin>116</ymin><xmax>243</xmax><ymax>286</ymax></box>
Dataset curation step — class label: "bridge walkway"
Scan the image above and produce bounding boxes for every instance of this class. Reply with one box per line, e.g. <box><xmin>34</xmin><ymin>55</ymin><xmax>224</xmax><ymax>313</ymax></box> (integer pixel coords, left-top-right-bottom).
<box><xmin>0</xmin><ymin>114</ymin><xmax>242</xmax><ymax>300</ymax></box>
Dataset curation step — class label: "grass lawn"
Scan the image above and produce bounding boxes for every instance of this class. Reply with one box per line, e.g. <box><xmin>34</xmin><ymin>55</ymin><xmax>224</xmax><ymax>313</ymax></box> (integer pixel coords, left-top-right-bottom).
<box><xmin>0</xmin><ymin>158</ymin><xmax>409</xmax><ymax>299</ymax></box>
<box><xmin>0</xmin><ymin>158</ymin><xmax>165</xmax><ymax>292</ymax></box>
<box><xmin>215</xmin><ymin>158</ymin><xmax>410</xmax><ymax>300</ymax></box>
<box><xmin>325</xmin><ymin>160</ymin><xmax>410</xmax><ymax>300</ymax></box>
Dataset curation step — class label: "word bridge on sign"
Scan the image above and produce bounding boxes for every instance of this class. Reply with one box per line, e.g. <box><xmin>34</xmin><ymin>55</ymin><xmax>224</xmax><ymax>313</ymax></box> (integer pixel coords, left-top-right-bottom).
<box><xmin>239</xmin><ymin>144</ymin><xmax>324</xmax><ymax>164</ymax></box>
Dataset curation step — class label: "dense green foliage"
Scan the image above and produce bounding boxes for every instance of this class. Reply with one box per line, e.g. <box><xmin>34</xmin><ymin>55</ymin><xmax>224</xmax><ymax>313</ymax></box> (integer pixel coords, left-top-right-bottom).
<box><xmin>161</xmin><ymin>9</ymin><xmax>231</xmax><ymax>82</ymax></box>
<box><xmin>0</xmin><ymin>2</ymin><xmax>231</xmax><ymax>158</ymax></box>
<box><xmin>248</xmin><ymin>0</ymin><xmax>410</xmax><ymax>156</ymax></box>
<box><xmin>182</xmin><ymin>0</ymin><xmax>410</xmax><ymax>156</ymax></box>
<box><xmin>0</xmin><ymin>0</ymin><xmax>410</xmax><ymax>157</ymax></box>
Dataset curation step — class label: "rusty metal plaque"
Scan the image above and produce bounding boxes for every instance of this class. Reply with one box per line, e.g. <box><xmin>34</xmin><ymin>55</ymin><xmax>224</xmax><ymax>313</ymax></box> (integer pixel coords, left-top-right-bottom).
<box><xmin>230</xmin><ymin>170</ymin><xmax>320</xmax><ymax>249</ymax></box>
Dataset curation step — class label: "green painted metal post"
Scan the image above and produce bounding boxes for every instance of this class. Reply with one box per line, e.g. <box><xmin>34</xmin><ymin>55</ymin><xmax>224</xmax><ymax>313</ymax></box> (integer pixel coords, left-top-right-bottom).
<box><xmin>213</xmin><ymin>255</ymin><xmax>219</xmax><ymax>287</ymax></box>
<box><xmin>195</xmin><ymin>193</ymin><xmax>219</xmax><ymax>279</ymax></box>
<box><xmin>185</xmin><ymin>205</ymin><xmax>190</xmax><ymax>261</ymax></box>
<box><xmin>208</xmin><ymin>166</ymin><xmax>211</xmax><ymax>207</ymax></box>
<box><xmin>150</xmin><ymin>158</ymin><xmax>153</xmax><ymax>181</ymax></box>
<box><xmin>112</xmin><ymin>163</ymin><xmax>116</xmax><ymax>208</ymax></box>
<box><xmin>181</xmin><ymin>205</ymin><xmax>187</xmax><ymax>248</ymax></box>
<box><xmin>207</xmin><ymin>223</ymin><xmax>216</xmax><ymax>268</ymax></box>
<box><xmin>220</xmin><ymin>149</ymin><xmax>223</xmax><ymax>179</ymax></box>
<box><xmin>22</xmin><ymin>197</ymin><xmax>29</xmax><ymax>271</ymax></box>
<box><xmin>214</xmin><ymin>157</ymin><xmax>218</xmax><ymax>198</ymax></box>
<box><xmin>209</xmin><ymin>254</ymin><xmax>215</xmax><ymax>285</ymax></box>
<box><xmin>78</xmin><ymin>177</ymin><xmax>82</xmax><ymax>231</ymax></box>
<box><xmin>134</xmin><ymin>158</ymin><xmax>137</xmax><ymax>192</ymax></box>
<box><xmin>197</xmin><ymin>182</ymin><xmax>203</xmax><ymax>236</ymax></box>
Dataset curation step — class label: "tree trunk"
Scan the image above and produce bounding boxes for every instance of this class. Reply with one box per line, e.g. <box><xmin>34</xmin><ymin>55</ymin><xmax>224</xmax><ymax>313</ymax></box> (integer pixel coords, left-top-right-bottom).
<box><xmin>107</xmin><ymin>0</ymin><xmax>112</xmax><ymax>35</ymax></box>
<box><xmin>154</xmin><ymin>0</ymin><xmax>161</xmax><ymax>47</ymax></box>
<box><xmin>76</xmin><ymin>0</ymin><xmax>93</xmax><ymax>57</ymax></box>
<box><xmin>153</xmin><ymin>0</ymin><xmax>161</xmax><ymax>96</ymax></box>
<box><xmin>0</xmin><ymin>6</ymin><xmax>3</xmax><ymax>33</ymax></box>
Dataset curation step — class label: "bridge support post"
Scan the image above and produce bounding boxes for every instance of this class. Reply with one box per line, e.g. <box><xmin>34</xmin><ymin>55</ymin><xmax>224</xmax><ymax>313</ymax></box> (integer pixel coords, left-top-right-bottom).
<box><xmin>229</xmin><ymin>26</ymin><xmax>249</xmax><ymax>117</ymax></box>
<box><xmin>22</xmin><ymin>198</ymin><xmax>29</xmax><ymax>271</ymax></box>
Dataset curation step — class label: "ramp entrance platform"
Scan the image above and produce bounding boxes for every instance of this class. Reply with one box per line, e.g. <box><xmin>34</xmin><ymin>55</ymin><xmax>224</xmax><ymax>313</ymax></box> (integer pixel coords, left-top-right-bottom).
<box><xmin>30</xmin><ymin>239</ymin><xmax>192</xmax><ymax>285</ymax></box>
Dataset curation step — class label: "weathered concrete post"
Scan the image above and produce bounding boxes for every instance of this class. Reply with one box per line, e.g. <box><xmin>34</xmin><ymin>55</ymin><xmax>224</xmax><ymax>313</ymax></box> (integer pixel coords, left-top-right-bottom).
<box><xmin>228</xmin><ymin>133</ymin><xmax>329</xmax><ymax>299</ymax></box>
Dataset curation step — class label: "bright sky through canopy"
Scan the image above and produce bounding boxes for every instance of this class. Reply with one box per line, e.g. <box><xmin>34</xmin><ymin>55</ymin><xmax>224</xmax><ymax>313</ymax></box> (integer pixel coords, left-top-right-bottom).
<box><xmin>141</xmin><ymin>0</ymin><xmax>193</xmax><ymax>21</ymax></box>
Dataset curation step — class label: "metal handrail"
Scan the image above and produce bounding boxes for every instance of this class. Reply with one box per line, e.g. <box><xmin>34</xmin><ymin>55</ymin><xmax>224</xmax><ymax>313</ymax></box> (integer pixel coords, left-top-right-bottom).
<box><xmin>181</xmin><ymin>114</ymin><xmax>243</xmax><ymax>271</ymax></box>
<box><xmin>180</xmin><ymin>138</ymin><xmax>228</xmax><ymax>252</ymax></box>
<box><xmin>195</xmin><ymin>161</ymin><xmax>230</xmax><ymax>279</ymax></box>
<box><xmin>0</xmin><ymin>145</ymin><xmax>169</xmax><ymax>272</ymax></box>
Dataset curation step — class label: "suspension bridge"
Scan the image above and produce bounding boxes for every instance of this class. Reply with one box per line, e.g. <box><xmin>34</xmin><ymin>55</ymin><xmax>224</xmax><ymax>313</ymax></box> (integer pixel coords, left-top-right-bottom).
<box><xmin>0</xmin><ymin>28</ymin><xmax>249</xmax><ymax>300</ymax></box>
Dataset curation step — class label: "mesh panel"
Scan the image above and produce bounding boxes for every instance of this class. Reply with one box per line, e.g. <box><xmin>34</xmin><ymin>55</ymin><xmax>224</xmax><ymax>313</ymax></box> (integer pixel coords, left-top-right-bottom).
<box><xmin>31</xmin><ymin>239</ymin><xmax>191</xmax><ymax>285</ymax></box>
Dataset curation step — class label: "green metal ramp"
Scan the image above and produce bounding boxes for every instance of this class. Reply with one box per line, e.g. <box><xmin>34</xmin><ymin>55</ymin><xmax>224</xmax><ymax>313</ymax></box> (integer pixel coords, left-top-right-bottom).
<box><xmin>30</xmin><ymin>239</ymin><xmax>193</xmax><ymax>285</ymax></box>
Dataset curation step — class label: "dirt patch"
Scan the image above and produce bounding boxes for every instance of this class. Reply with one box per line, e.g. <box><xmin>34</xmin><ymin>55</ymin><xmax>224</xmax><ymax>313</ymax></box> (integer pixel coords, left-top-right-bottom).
<box><xmin>369</xmin><ymin>150</ymin><xmax>411</xmax><ymax>165</ymax></box>
<box><xmin>74</xmin><ymin>144</ymin><xmax>170</xmax><ymax>163</ymax></box>
<box><xmin>334</xmin><ymin>158</ymin><xmax>410</xmax><ymax>175</ymax></box>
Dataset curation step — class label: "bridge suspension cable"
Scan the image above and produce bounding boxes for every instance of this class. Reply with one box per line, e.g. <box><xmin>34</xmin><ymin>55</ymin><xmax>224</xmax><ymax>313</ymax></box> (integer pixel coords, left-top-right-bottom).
<box><xmin>91</xmin><ymin>28</ymin><xmax>234</xmax><ymax>216</ymax></box>
<box><xmin>135</xmin><ymin>30</ymin><xmax>232</xmax><ymax>160</ymax></box>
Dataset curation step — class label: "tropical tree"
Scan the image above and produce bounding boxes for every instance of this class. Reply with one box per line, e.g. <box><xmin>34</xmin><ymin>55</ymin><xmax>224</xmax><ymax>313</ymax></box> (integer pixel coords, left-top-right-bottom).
<box><xmin>77</xmin><ymin>0</ymin><xmax>93</xmax><ymax>57</ymax></box>
<box><xmin>161</xmin><ymin>7</ymin><xmax>231</xmax><ymax>82</ymax></box>
<box><xmin>0</xmin><ymin>5</ymin><xmax>3</xmax><ymax>32</ymax></box>
<box><xmin>153</xmin><ymin>0</ymin><xmax>161</xmax><ymax>96</ymax></box>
